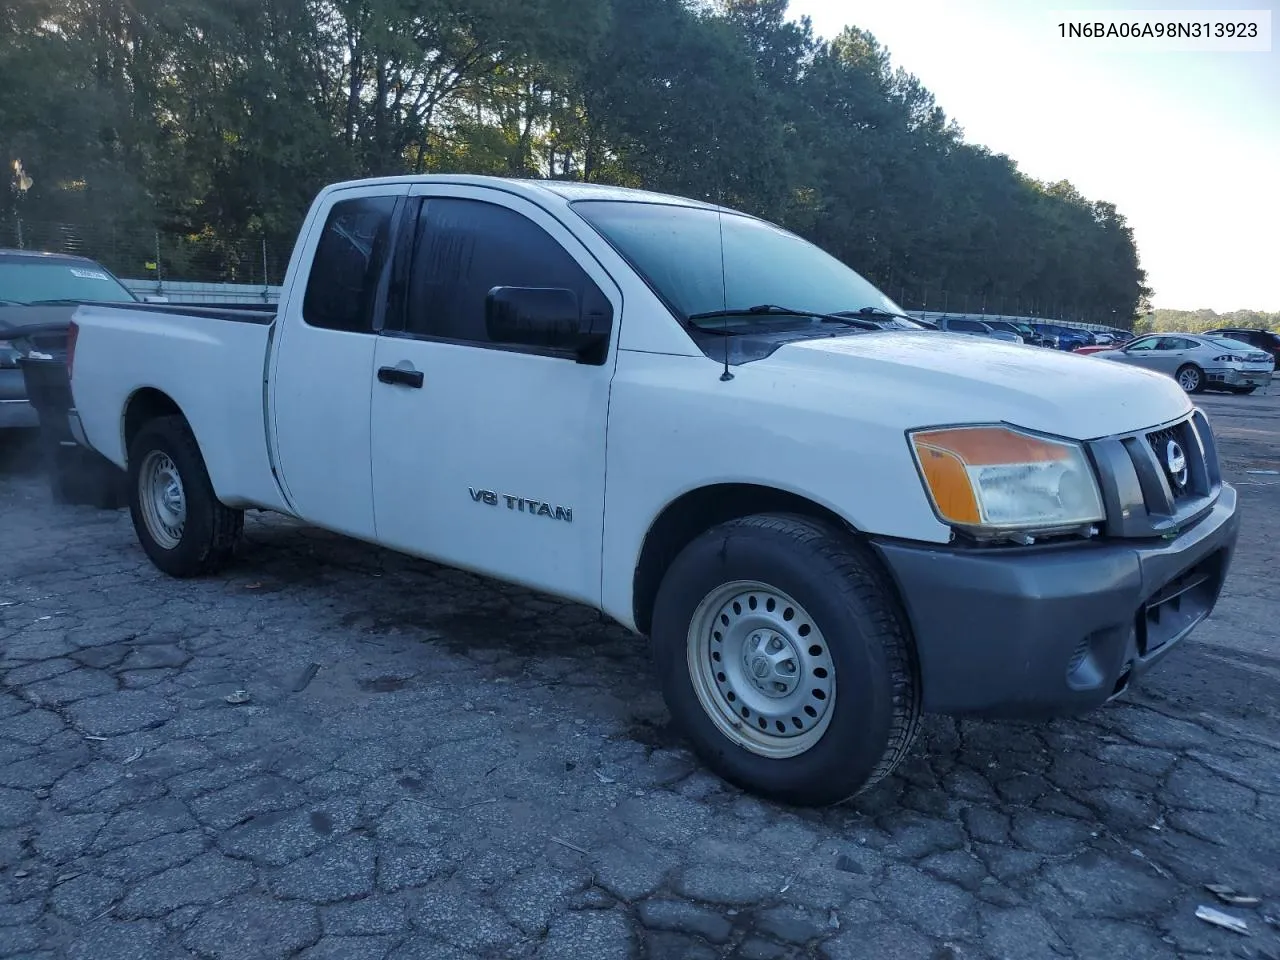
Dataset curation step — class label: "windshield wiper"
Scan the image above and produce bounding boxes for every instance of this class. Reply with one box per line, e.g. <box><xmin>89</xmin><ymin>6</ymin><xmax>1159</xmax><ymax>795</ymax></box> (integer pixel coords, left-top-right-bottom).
<box><xmin>686</xmin><ymin>304</ymin><xmax>882</xmax><ymax>331</ymax></box>
<box><xmin>846</xmin><ymin>306</ymin><xmax>923</xmax><ymax>326</ymax></box>
<box><xmin>23</xmin><ymin>299</ymin><xmax>84</xmax><ymax>306</ymax></box>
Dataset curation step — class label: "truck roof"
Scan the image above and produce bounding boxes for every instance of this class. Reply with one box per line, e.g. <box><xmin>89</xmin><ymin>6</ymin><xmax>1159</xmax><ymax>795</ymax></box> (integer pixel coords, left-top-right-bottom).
<box><xmin>320</xmin><ymin>174</ymin><xmax>726</xmax><ymax>212</ymax></box>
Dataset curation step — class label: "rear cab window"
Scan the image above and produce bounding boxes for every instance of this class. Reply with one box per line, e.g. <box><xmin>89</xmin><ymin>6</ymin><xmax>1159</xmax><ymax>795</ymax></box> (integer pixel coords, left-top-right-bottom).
<box><xmin>302</xmin><ymin>195</ymin><xmax>400</xmax><ymax>333</ymax></box>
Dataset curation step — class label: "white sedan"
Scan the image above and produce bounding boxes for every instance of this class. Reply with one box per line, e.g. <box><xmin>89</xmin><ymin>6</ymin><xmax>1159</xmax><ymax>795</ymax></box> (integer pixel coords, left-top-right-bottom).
<box><xmin>1092</xmin><ymin>332</ymin><xmax>1275</xmax><ymax>394</ymax></box>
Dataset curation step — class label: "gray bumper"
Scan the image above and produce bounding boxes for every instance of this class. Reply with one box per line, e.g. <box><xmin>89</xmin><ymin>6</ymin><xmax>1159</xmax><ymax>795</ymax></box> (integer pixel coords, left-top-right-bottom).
<box><xmin>1207</xmin><ymin>367</ymin><xmax>1271</xmax><ymax>387</ymax></box>
<box><xmin>872</xmin><ymin>483</ymin><xmax>1240</xmax><ymax>718</ymax></box>
<box><xmin>0</xmin><ymin>398</ymin><xmax>39</xmax><ymax>429</ymax></box>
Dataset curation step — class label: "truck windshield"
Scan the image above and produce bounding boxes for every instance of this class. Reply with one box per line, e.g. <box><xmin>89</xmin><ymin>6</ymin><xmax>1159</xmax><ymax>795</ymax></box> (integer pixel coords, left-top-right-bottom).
<box><xmin>571</xmin><ymin>200</ymin><xmax>915</xmax><ymax>331</ymax></box>
<box><xmin>0</xmin><ymin>258</ymin><xmax>137</xmax><ymax>306</ymax></box>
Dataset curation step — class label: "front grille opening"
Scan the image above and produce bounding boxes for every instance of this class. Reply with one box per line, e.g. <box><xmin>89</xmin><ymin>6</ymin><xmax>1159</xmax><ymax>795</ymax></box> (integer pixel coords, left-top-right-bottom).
<box><xmin>1136</xmin><ymin>550</ymin><xmax>1226</xmax><ymax>655</ymax></box>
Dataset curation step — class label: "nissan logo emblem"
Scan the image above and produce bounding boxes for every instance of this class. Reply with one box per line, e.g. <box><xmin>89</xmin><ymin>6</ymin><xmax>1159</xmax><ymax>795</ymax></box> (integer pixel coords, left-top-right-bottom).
<box><xmin>1165</xmin><ymin>439</ymin><xmax>1188</xmax><ymax>489</ymax></box>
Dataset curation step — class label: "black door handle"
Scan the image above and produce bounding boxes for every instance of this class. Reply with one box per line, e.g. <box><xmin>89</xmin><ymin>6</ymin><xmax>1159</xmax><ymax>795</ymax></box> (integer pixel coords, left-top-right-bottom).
<box><xmin>377</xmin><ymin>365</ymin><xmax>423</xmax><ymax>388</ymax></box>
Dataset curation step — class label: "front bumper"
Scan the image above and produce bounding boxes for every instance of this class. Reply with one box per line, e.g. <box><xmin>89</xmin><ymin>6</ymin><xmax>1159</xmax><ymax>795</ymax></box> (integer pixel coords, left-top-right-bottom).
<box><xmin>871</xmin><ymin>483</ymin><xmax>1240</xmax><ymax>718</ymax></box>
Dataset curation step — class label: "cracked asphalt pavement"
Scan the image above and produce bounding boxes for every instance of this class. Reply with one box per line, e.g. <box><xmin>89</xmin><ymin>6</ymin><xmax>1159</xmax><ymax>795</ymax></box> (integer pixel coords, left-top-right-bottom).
<box><xmin>1</xmin><ymin>389</ymin><xmax>1278</xmax><ymax>960</ymax></box>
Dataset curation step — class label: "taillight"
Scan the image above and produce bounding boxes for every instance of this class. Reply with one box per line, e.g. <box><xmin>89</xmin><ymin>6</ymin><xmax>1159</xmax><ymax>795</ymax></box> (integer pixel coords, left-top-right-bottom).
<box><xmin>66</xmin><ymin>321</ymin><xmax>79</xmax><ymax>381</ymax></box>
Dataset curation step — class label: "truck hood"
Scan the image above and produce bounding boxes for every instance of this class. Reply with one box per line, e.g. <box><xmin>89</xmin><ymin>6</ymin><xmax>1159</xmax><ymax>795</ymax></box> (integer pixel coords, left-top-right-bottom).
<box><xmin>773</xmin><ymin>330</ymin><xmax>1192</xmax><ymax>440</ymax></box>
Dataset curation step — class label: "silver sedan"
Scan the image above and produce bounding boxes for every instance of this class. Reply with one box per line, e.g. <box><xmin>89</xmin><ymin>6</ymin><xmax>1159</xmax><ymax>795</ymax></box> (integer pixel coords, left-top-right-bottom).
<box><xmin>1092</xmin><ymin>332</ymin><xmax>1275</xmax><ymax>394</ymax></box>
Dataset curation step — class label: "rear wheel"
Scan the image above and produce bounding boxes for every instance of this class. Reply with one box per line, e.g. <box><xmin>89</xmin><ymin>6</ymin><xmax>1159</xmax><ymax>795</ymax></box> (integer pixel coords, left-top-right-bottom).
<box><xmin>650</xmin><ymin>513</ymin><xmax>921</xmax><ymax>806</ymax></box>
<box><xmin>1176</xmin><ymin>364</ymin><xmax>1205</xmax><ymax>394</ymax></box>
<box><xmin>127</xmin><ymin>415</ymin><xmax>242</xmax><ymax>577</ymax></box>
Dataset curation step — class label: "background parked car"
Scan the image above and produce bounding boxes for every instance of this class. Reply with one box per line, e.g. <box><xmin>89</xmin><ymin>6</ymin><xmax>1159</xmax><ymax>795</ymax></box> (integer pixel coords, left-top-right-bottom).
<box><xmin>1204</xmin><ymin>327</ymin><xmax>1280</xmax><ymax>366</ymax></box>
<box><xmin>1071</xmin><ymin>343</ymin><xmax>1115</xmax><ymax>356</ymax></box>
<box><xmin>1091</xmin><ymin>332</ymin><xmax>1275</xmax><ymax>394</ymax></box>
<box><xmin>1</xmin><ymin>249</ymin><xmax>140</xmax><ymax>431</ymax></box>
<box><xmin>938</xmin><ymin>316</ymin><xmax>1022</xmax><ymax>342</ymax></box>
<box><xmin>1032</xmin><ymin>322</ymin><xmax>1092</xmax><ymax>351</ymax></box>
<box><xmin>985</xmin><ymin>319</ymin><xmax>1054</xmax><ymax>347</ymax></box>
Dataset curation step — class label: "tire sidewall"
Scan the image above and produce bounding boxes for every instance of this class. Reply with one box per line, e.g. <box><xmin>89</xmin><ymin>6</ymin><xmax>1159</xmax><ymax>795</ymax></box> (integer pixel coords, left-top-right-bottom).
<box><xmin>127</xmin><ymin>419</ymin><xmax>219</xmax><ymax>575</ymax></box>
<box><xmin>652</xmin><ymin>521</ymin><xmax>901</xmax><ymax>805</ymax></box>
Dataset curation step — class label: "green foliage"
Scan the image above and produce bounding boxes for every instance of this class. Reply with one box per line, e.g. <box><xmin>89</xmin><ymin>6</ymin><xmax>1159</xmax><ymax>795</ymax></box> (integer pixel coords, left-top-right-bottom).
<box><xmin>0</xmin><ymin>0</ymin><xmax>1149</xmax><ymax>318</ymax></box>
<box><xmin>1137</xmin><ymin>309</ymin><xmax>1280</xmax><ymax>335</ymax></box>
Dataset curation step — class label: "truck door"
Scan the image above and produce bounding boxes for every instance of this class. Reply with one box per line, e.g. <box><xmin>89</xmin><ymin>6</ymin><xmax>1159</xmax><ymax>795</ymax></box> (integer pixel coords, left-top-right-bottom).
<box><xmin>268</xmin><ymin>185</ymin><xmax>408</xmax><ymax>538</ymax></box>
<box><xmin>368</xmin><ymin>185</ymin><xmax>620</xmax><ymax>607</ymax></box>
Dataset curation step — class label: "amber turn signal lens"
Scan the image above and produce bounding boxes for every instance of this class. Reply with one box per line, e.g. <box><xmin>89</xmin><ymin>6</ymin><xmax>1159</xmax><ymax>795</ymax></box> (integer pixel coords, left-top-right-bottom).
<box><xmin>912</xmin><ymin>440</ymin><xmax>982</xmax><ymax>524</ymax></box>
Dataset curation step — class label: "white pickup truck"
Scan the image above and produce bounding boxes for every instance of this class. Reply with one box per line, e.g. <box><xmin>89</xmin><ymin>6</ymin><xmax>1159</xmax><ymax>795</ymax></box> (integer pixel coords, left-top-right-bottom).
<box><xmin>61</xmin><ymin>175</ymin><xmax>1240</xmax><ymax>805</ymax></box>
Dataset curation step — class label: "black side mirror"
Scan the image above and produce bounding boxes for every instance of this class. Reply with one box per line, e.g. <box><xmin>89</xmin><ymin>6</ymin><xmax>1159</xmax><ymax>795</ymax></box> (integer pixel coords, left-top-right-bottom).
<box><xmin>484</xmin><ymin>286</ymin><xmax>611</xmax><ymax>364</ymax></box>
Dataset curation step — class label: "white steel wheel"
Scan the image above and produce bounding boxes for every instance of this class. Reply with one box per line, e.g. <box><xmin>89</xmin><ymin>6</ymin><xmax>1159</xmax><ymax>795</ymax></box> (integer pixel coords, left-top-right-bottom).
<box><xmin>687</xmin><ymin>579</ymin><xmax>836</xmax><ymax>759</ymax></box>
<box><xmin>137</xmin><ymin>449</ymin><xmax>187</xmax><ymax>549</ymax></box>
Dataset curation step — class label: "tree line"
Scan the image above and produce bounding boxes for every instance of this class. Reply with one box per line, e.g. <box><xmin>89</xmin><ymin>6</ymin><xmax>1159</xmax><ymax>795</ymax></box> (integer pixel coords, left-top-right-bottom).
<box><xmin>1137</xmin><ymin>309</ymin><xmax>1280</xmax><ymax>335</ymax></box>
<box><xmin>2</xmin><ymin>0</ymin><xmax>1151</xmax><ymax>323</ymax></box>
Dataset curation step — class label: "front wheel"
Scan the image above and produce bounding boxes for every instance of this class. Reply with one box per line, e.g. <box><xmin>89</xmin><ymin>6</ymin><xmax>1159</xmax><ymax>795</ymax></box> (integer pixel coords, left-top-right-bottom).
<box><xmin>127</xmin><ymin>415</ymin><xmax>243</xmax><ymax>577</ymax></box>
<box><xmin>1176</xmin><ymin>364</ymin><xmax>1205</xmax><ymax>394</ymax></box>
<box><xmin>650</xmin><ymin>514</ymin><xmax>921</xmax><ymax>806</ymax></box>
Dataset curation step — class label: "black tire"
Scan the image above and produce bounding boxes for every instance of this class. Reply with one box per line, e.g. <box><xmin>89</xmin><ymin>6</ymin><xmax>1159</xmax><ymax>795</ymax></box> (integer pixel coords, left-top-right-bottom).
<box><xmin>1175</xmin><ymin>364</ymin><xmax>1205</xmax><ymax>394</ymax></box>
<box><xmin>127</xmin><ymin>415</ymin><xmax>243</xmax><ymax>577</ymax></box>
<box><xmin>650</xmin><ymin>513</ymin><xmax>921</xmax><ymax>807</ymax></box>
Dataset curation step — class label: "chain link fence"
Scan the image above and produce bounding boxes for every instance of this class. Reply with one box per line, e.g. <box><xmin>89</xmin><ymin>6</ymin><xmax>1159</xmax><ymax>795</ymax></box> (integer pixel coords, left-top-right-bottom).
<box><xmin>0</xmin><ymin>217</ymin><xmax>290</xmax><ymax>288</ymax></box>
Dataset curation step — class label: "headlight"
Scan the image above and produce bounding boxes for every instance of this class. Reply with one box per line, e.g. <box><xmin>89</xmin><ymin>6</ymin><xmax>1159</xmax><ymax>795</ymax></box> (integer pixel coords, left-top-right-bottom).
<box><xmin>909</xmin><ymin>425</ymin><xmax>1105</xmax><ymax>536</ymax></box>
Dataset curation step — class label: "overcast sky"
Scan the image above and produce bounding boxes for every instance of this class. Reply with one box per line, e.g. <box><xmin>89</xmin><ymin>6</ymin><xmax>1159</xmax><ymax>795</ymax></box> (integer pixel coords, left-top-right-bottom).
<box><xmin>788</xmin><ymin>0</ymin><xmax>1279</xmax><ymax>312</ymax></box>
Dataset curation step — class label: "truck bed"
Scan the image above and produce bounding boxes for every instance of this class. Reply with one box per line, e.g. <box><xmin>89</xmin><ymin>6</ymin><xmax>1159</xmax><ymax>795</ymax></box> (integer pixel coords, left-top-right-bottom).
<box><xmin>69</xmin><ymin>302</ymin><xmax>288</xmax><ymax>513</ymax></box>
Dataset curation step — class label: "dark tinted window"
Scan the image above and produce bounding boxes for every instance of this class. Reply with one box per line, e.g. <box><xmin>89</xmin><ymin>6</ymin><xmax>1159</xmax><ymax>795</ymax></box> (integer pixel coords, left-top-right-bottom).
<box><xmin>1223</xmin><ymin>330</ymin><xmax>1280</xmax><ymax>349</ymax></box>
<box><xmin>302</xmin><ymin>195</ymin><xmax>399</xmax><ymax>333</ymax></box>
<box><xmin>948</xmin><ymin>319</ymin><xmax>988</xmax><ymax>332</ymax></box>
<box><xmin>398</xmin><ymin>198</ymin><xmax>601</xmax><ymax>346</ymax></box>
